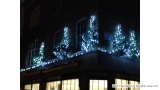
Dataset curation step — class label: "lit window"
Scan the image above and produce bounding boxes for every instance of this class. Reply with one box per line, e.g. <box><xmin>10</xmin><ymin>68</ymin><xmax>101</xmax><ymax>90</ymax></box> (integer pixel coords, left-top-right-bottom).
<box><xmin>76</xmin><ymin>18</ymin><xmax>87</xmax><ymax>49</ymax></box>
<box><xmin>24</xmin><ymin>83</ymin><xmax>39</xmax><ymax>90</ymax></box>
<box><xmin>54</xmin><ymin>30</ymin><xmax>62</xmax><ymax>47</ymax></box>
<box><xmin>62</xmin><ymin>79</ymin><xmax>79</xmax><ymax>90</ymax></box>
<box><xmin>89</xmin><ymin>79</ymin><xmax>108</xmax><ymax>90</ymax></box>
<box><xmin>32</xmin><ymin>83</ymin><xmax>40</xmax><ymax>90</ymax></box>
<box><xmin>129</xmin><ymin>80</ymin><xmax>140</xmax><ymax>90</ymax></box>
<box><xmin>115</xmin><ymin>78</ymin><xmax>128</xmax><ymax>90</ymax></box>
<box><xmin>46</xmin><ymin>81</ymin><xmax>61</xmax><ymax>90</ymax></box>
<box><xmin>29</xmin><ymin>5</ymin><xmax>41</xmax><ymax>29</ymax></box>
<box><xmin>24</xmin><ymin>84</ymin><xmax>31</xmax><ymax>90</ymax></box>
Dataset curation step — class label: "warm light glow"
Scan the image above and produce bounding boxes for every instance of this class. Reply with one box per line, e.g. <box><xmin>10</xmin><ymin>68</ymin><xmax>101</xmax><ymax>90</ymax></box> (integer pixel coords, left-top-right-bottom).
<box><xmin>46</xmin><ymin>81</ymin><xmax>61</xmax><ymax>90</ymax></box>
<box><xmin>24</xmin><ymin>84</ymin><xmax>31</xmax><ymax>90</ymax></box>
<box><xmin>62</xmin><ymin>79</ymin><xmax>79</xmax><ymax>90</ymax></box>
<box><xmin>115</xmin><ymin>78</ymin><xmax>128</xmax><ymax>90</ymax></box>
<box><xmin>90</xmin><ymin>79</ymin><xmax>108</xmax><ymax>90</ymax></box>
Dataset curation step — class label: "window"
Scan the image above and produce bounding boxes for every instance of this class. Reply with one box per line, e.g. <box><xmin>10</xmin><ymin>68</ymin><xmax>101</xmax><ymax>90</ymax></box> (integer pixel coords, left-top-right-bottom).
<box><xmin>62</xmin><ymin>79</ymin><xmax>79</xmax><ymax>90</ymax></box>
<box><xmin>32</xmin><ymin>83</ymin><xmax>40</xmax><ymax>90</ymax></box>
<box><xmin>46</xmin><ymin>81</ymin><xmax>61</xmax><ymax>90</ymax></box>
<box><xmin>89</xmin><ymin>79</ymin><xmax>108</xmax><ymax>90</ymax></box>
<box><xmin>24</xmin><ymin>84</ymin><xmax>31</xmax><ymax>90</ymax></box>
<box><xmin>26</xmin><ymin>39</ymin><xmax>39</xmax><ymax>67</ymax></box>
<box><xmin>30</xmin><ymin>5</ymin><xmax>41</xmax><ymax>29</ymax></box>
<box><xmin>115</xmin><ymin>79</ymin><xmax>140</xmax><ymax>90</ymax></box>
<box><xmin>55</xmin><ymin>0</ymin><xmax>62</xmax><ymax>14</ymax></box>
<box><xmin>54</xmin><ymin>30</ymin><xmax>62</xmax><ymax>47</ymax></box>
<box><xmin>129</xmin><ymin>80</ymin><xmax>140</xmax><ymax>90</ymax></box>
<box><xmin>76</xmin><ymin>18</ymin><xmax>87</xmax><ymax>49</ymax></box>
<box><xmin>24</xmin><ymin>83</ymin><xmax>39</xmax><ymax>90</ymax></box>
<box><xmin>115</xmin><ymin>78</ymin><xmax>128</xmax><ymax>90</ymax></box>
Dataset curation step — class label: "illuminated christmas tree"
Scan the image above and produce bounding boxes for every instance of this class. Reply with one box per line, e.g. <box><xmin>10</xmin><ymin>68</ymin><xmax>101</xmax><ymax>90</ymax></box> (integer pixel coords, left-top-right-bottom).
<box><xmin>53</xmin><ymin>27</ymin><xmax>71</xmax><ymax>59</ymax></box>
<box><xmin>81</xmin><ymin>15</ymin><xmax>99</xmax><ymax>52</ymax></box>
<box><xmin>109</xmin><ymin>24</ymin><xmax>125</xmax><ymax>55</ymax></box>
<box><xmin>33</xmin><ymin>42</ymin><xmax>45</xmax><ymax>64</ymax></box>
<box><xmin>124</xmin><ymin>31</ymin><xmax>140</xmax><ymax>59</ymax></box>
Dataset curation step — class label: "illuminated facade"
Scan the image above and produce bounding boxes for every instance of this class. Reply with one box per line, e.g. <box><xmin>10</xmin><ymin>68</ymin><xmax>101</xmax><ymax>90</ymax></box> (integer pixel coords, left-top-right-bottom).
<box><xmin>20</xmin><ymin>0</ymin><xmax>140</xmax><ymax>90</ymax></box>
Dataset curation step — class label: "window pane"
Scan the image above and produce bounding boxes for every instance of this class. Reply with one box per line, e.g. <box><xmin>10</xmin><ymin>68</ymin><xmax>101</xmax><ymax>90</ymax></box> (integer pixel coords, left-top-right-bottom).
<box><xmin>24</xmin><ymin>84</ymin><xmax>31</xmax><ymax>90</ymax></box>
<box><xmin>32</xmin><ymin>83</ymin><xmax>39</xmax><ymax>90</ymax></box>
<box><xmin>76</xmin><ymin>18</ymin><xmax>86</xmax><ymax>49</ymax></box>
<box><xmin>90</xmin><ymin>80</ymin><xmax>93</xmax><ymax>90</ymax></box>
<box><xmin>134</xmin><ymin>81</ymin><xmax>140</xmax><ymax>90</ymax></box>
<box><xmin>90</xmin><ymin>80</ymin><xmax>108</xmax><ymax>90</ymax></box>
<box><xmin>105</xmin><ymin>80</ymin><xmax>108</xmax><ymax>90</ymax></box>
<box><xmin>93</xmin><ymin>80</ymin><xmax>99</xmax><ymax>90</ymax></box>
<box><xmin>115</xmin><ymin>79</ymin><xmax>122</xmax><ymax>90</ymax></box>
<box><xmin>75</xmin><ymin>79</ymin><xmax>79</xmax><ymax>90</ymax></box>
<box><xmin>99</xmin><ymin>80</ymin><xmax>104</xmax><ymax>90</ymax></box>
<box><xmin>70</xmin><ymin>79</ymin><xmax>74</xmax><ymax>90</ymax></box>
<box><xmin>122</xmin><ymin>80</ymin><xmax>128</xmax><ymax>90</ymax></box>
<box><xmin>46</xmin><ymin>81</ymin><xmax>61</xmax><ymax>90</ymax></box>
<box><xmin>62</xmin><ymin>79</ymin><xmax>79</xmax><ymax>90</ymax></box>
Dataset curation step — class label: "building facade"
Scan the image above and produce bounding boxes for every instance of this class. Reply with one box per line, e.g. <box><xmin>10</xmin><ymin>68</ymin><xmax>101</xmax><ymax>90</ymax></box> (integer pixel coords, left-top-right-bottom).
<box><xmin>20</xmin><ymin>0</ymin><xmax>140</xmax><ymax>90</ymax></box>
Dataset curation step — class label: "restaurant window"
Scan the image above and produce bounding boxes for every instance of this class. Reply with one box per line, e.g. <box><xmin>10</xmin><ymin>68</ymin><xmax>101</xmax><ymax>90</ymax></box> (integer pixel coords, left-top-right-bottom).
<box><xmin>46</xmin><ymin>81</ymin><xmax>61</xmax><ymax>90</ymax></box>
<box><xmin>129</xmin><ymin>80</ymin><xmax>140</xmax><ymax>90</ymax></box>
<box><xmin>62</xmin><ymin>79</ymin><xmax>79</xmax><ymax>90</ymax></box>
<box><xmin>115</xmin><ymin>78</ymin><xmax>128</xmax><ymax>90</ymax></box>
<box><xmin>89</xmin><ymin>79</ymin><xmax>108</xmax><ymax>90</ymax></box>
<box><xmin>32</xmin><ymin>83</ymin><xmax>40</xmax><ymax>90</ymax></box>
<box><xmin>24</xmin><ymin>83</ymin><xmax>39</xmax><ymax>90</ymax></box>
<box><xmin>24</xmin><ymin>84</ymin><xmax>31</xmax><ymax>90</ymax></box>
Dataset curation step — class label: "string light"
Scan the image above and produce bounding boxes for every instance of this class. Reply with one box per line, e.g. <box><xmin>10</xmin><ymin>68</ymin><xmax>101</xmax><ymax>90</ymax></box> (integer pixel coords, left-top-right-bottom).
<box><xmin>81</xmin><ymin>15</ymin><xmax>99</xmax><ymax>52</ymax></box>
<box><xmin>109</xmin><ymin>24</ymin><xmax>125</xmax><ymax>54</ymax></box>
<box><xmin>20</xmin><ymin>16</ymin><xmax>140</xmax><ymax>72</ymax></box>
<box><xmin>33</xmin><ymin>42</ymin><xmax>45</xmax><ymax>64</ymax></box>
<box><xmin>53</xmin><ymin>27</ymin><xmax>71</xmax><ymax>60</ymax></box>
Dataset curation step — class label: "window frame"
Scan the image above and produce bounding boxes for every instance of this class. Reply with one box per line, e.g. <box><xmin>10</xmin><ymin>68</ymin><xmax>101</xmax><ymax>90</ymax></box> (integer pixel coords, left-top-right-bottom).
<box><xmin>76</xmin><ymin>17</ymin><xmax>87</xmax><ymax>49</ymax></box>
<box><xmin>54</xmin><ymin>0</ymin><xmax>62</xmax><ymax>16</ymax></box>
<box><xmin>25</xmin><ymin>39</ymin><xmax>39</xmax><ymax>67</ymax></box>
<box><xmin>54</xmin><ymin>30</ymin><xmax>62</xmax><ymax>47</ymax></box>
<box><xmin>89</xmin><ymin>79</ymin><xmax>108</xmax><ymax>90</ymax></box>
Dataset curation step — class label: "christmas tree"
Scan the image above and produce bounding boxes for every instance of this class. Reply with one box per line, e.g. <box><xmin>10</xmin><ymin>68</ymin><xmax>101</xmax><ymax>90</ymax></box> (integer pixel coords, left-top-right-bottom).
<box><xmin>81</xmin><ymin>15</ymin><xmax>99</xmax><ymax>52</ymax></box>
<box><xmin>53</xmin><ymin>27</ymin><xmax>71</xmax><ymax>59</ymax></box>
<box><xmin>33</xmin><ymin>42</ymin><xmax>45</xmax><ymax>64</ymax></box>
<box><xmin>109</xmin><ymin>24</ymin><xmax>125</xmax><ymax>55</ymax></box>
<box><xmin>124</xmin><ymin>31</ymin><xmax>140</xmax><ymax>59</ymax></box>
